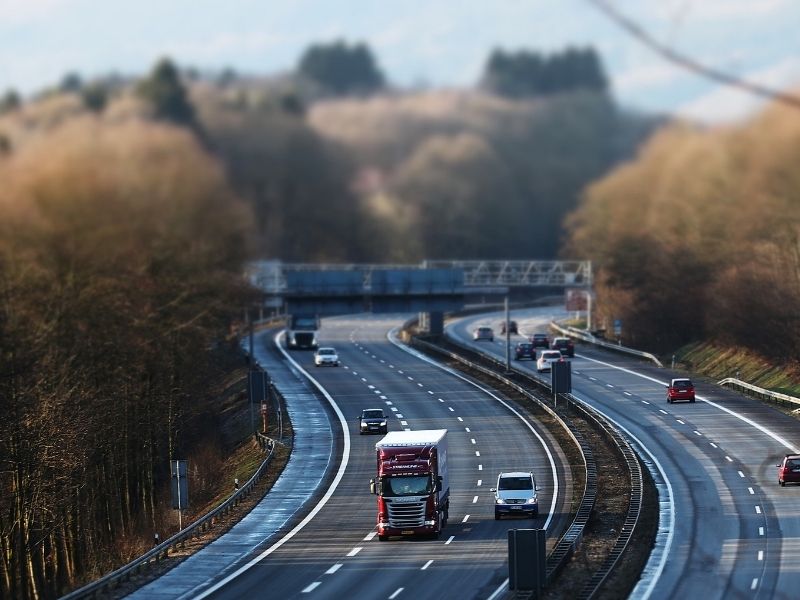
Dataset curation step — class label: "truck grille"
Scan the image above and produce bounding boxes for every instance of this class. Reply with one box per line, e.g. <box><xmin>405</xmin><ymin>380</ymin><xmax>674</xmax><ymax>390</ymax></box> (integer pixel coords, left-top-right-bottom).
<box><xmin>386</xmin><ymin>500</ymin><xmax>426</xmax><ymax>527</ymax></box>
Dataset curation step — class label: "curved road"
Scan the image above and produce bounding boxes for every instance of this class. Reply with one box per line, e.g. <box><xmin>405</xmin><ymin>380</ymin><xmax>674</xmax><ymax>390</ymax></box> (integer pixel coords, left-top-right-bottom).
<box><xmin>201</xmin><ymin>315</ymin><xmax>573</xmax><ymax>600</ymax></box>
<box><xmin>450</xmin><ymin>306</ymin><xmax>800</xmax><ymax>600</ymax></box>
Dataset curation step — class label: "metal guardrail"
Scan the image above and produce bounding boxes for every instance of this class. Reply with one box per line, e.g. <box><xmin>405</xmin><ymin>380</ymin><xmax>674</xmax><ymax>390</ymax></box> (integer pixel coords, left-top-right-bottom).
<box><xmin>425</xmin><ymin>331</ymin><xmax>644</xmax><ymax>598</ymax></box>
<box><xmin>718</xmin><ymin>378</ymin><xmax>800</xmax><ymax>408</ymax></box>
<box><xmin>551</xmin><ymin>322</ymin><xmax>664</xmax><ymax>368</ymax></box>
<box><xmin>60</xmin><ymin>382</ymin><xmax>286</xmax><ymax>600</ymax></box>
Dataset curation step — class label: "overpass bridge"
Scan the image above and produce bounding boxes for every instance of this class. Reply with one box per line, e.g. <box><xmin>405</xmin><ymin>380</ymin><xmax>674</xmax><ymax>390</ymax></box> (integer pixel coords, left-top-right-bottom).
<box><xmin>248</xmin><ymin>260</ymin><xmax>591</xmax><ymax>325</ymax></box>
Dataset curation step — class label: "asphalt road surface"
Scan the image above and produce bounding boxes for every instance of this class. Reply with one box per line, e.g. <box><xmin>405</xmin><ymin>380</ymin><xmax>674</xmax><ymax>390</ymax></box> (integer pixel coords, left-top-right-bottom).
<box><xmin>452</xmin><ymin>306</ymin><xmax>800</xmax><ymax>600</ymax></box>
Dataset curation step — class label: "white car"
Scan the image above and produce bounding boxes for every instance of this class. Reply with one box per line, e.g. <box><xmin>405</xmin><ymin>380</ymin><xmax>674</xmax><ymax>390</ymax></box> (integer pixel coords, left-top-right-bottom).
<box><xmin>314</xmin><ymin>347</ymin><xmax>339</xmax><ymax>367</ymax></box>
<box><xmin>473</xmin><ymin>326</ymin><xmax>494</xmax><ymax>341</ymax></box>
<box><xmin>536</xmin><ymin>350</ymin><xmax>563</xmax><ymax>373</ymax></box>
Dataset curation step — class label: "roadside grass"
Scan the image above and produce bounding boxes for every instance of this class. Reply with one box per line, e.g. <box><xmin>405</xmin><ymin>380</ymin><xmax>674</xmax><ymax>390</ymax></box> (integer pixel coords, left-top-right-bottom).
<box><xmin>675</xmin><ymin>341</ymin><xmax>800</xmax><ymax>398</ymax></box>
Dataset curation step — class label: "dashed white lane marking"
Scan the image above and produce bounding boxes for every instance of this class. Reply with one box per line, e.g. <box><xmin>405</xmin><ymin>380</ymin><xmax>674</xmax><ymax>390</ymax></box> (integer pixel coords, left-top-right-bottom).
<box><xmin>448</xmin><ymin>407</ymin><xmax>455</xmax><ymax>412</ymax></box>
<box><xmin>574</xmin><ymin>370</ymin><xmax>581</xmax><ymax>375</ymax></box>
<box><xmin>374</xmin><ymin>390</ymin><xmax>381</xmax><ymax>394</ymax></box>
<box><xmin>755</xmin><ymin>506</ymin><xmax>762</xmax><ymax>514</ymax></box>
<box><xmin>347</xmin><ymin>547</ymin><xmax>363</xmax><ymax>557</ymax></box>
<box><xmin>676</xmin><ymin>419</ymin><xmax>685</xmax><ymax>424</ymax></box>
<box><xmin>725</xmin><ymin>456</ymin><xmax>733</xmax><ymax>462</ymax></box>
<box><xmin>445</xmin><ymin>536</ymin><xmax>455</xmax><ymax>544</ymax></box>
<box><xmin>417</xmin><ymin>383</ymin><xmax>424</xmax><ymax>388</ymax></box>
<box><xmin>693</xmin><ymin>430</ymin><xmax>702</xmax><ymax>436</ymax></box>
<box><xmin>465</xmin><ymin>427</ymin><xmax>471</xmax><ymax>432</ymax></box>
<box><xmin>623</xmin><ymin>391</ymin><xmax>632</xmax><ymax>396</ymax></box>
<box><xmin>398</xmin><ymin>370</ymin><xmax>404</xmax><ymax>374</ymax></box>
<box><xmin>473</xmin><ymin>496</ymin><xmax>478</xmax><ymax>503</ymax></box>
<box><xmin>642</xmin><ymin>400</ymin><xmax>650</xmax><ymax>405</ymax></box>
<box><xmin>461</xmin><ymin>515</ymin><xmax>470</xmax><ymax>523</ymax></box>
<box><xmin>303</xmin><ymin>582</ymin><xmax>321</xmax><ymax>593</ymax></box>
<box><xmin>404</xmin><ymin>428</ymin><xmax>411</xmax><ymax>431</ymax></box>
<box><xmin>407</xmin><ymin>376</ymin><xmax>414</xmax><ymax>381</ymax></box>
<box><xmin>759</xmin><ymin>527</ymin><xmax>765</xmax><ymax>536</ymax></box>
<box><xmin>380</xmin><ymin>359</ymin><xmax>385</xmax><ymax>364</ymax></box>
<box><xmin>477</xmin><ymin>479</ymin><xmax>482</xmax><ymax>486</ymax></box>
<box><xmin>368</xmin><ymin>385</ymin><xmax>375</xmax><ymax>389</ymax></box>
<box><xmin>758</xmin><ymin>550</ymin><xmax>764</xmax><ymax>561</ymax></box>
<box><xmin>401</xmin><ymin>421</ymin><xmax>408</xmax><ymax>426</ymax></box>
<box><xmin>751</xmin><ymin>578</ymin><xmax>758</xmax><ymax>591</ymax></box>
<box><xmin>397</xmin><ymin>414</ymin><xmax>404</xmax><ymax>419</ymax></box>
<box><xmin>457</xmin><ymin>417</ymin><xmax>463</xmax><ymax>422</ymax></box>
<box><xmin>421</xmin><ymin>560</ymin><xmax>433</xmax><ymax>570</ymax></box>
<box><xmin>380</xmin><ymin>395</ymin><xmax>388</xmax><ymax>400</ymax></box>
<box><xmin>389</xmin><ymin>588</ymin><xmax>404</xmax><ymax>599</ymax></box>
<box><xmin>475</xmin><ymin>451</ymin><xmax>481</xmax><ymax>457</ymax></box>
<box><xmin>326</xmin><ymin>563</ymin><xmax>343</xmax><ymax>574</ymax></box>
<box><xmin>385</xmin><ymin>401</ymin><xmax>393</xmax><ymax>405</ymax></box>
<box><xmin>391</xmin><ymin>407</ymin><xmax>398</xmax><ymax>412</ymax></box>
<box><xmin>738</xmin><ymin>471</ymin><xmax>745</xmax><ymax>478</ymax></box>
<box><xmin>439</xmin><ymin>398</ymin><xmax>445</xmax><ymax>403</ymax></box>
<box><xmin>471</xmin><ymin>439</ymin><xmax>476</xmax><ymax>444</ymax></box>
<box><xmin>371</xmin><ymin>355</ymin><xmax>377</xmax><ymax>359</ymax></box>
<box><xmin>343</xmin><ymin>366</ymin><xmax>350</xmax><ymax>370</ymax></box>
<box><xmin>361</xmin><ymin>378</ymin><xmax>367</xmax><ymax>382</ymax></box>
<box><xmin>478</xmin><ymin>464</ymin><xmax>483</xmax><ymax>471</ymax></box>
<box><xmin>659</xmin><ymin>409</ymin><xmax>668</xmax><ymax>415</ymax></box>
<box><xmin>710</xmin><ymin>443</ymin><xmax>718</xmax><ymax>448</ymax></box>
<box><xmin>606</xmin><ymin>384</ymin><xmax>614</xmax><ymax>388</ymax></box>
<box><xmin>352</xmin><ymin>371</ymin><xmax>358</xmax><ymax>375</ymax></box>
<box><xmin>389</xmin><ymin>364</ymin><xmax>394</xmax><ymax>368</ymax></box>
<box><xmin>363</xmin><ymin>532</ymin><xmax>377</xmax><ymax>541</ymax></box>
<box><xmin>428</xmin><ymin>390</ymin><xmax>434</xmax><ymax>395</ymax></box>
<box><xmin>589</xmin><ymin>377</ymin><xmax>597</xmax><ymax>381</ymax></box>
<box><xmin>748</xmin><ymin>487</ymin><xmax>755</xmax><ymax>495</ymax></box>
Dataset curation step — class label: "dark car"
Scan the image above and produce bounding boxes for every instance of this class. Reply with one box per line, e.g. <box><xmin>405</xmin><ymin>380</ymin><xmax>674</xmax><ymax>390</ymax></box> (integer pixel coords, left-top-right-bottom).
<box><xmin>530</xmin><ymin>333</ymin><xmax>550</xmax><ymax>348</ymax></box>
<box><xmin>500</xmin><ymin>320</ymin><xmax>518</xmax><ymax>335</ymax></box>
<box><xmin>473</xmin><ymin>326</ymin><xmax>494</xmax><ymax>342</ymax></box>
<box><xmin>777</xmin><ymin>454</ymin><xmax>800</xmax><ymax>486</ymax></box>
<box><xmin>666</xmin><ymin>378</ymin><xmax>695</xmax><ymax>403</ymax></box>
<box><xmin>514</xmin><ymin>342</ymin><xmax>535</xmax><ymax>360</ymax></box>
<box><xmin>551</xmin><ymin>337</ymin><xmax>575</xmax><ymax>358</ymax></box>
<box><xmin>358</xmin><ymin>408</ymin><xmax>388</xmax><ymax>435</ymax></box>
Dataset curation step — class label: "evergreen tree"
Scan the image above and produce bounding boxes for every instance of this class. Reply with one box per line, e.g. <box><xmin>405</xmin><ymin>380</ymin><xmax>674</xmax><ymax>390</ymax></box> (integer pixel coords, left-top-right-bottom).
<box><xmin>298</xmin><ymin>40</ymin><xmax>385</xmax><ymax>95</ymax></box>
<box><xmin>137</xmin><ymin>57</ymin><xmax>196</xmax><ymax>127</ymax></box>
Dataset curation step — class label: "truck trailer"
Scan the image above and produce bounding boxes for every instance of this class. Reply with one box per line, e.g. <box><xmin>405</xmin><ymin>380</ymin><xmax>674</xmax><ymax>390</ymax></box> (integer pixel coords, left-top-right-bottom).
<box><xmin>370</xmin><ymin>429</ymin><xmax>449</xmax><ymax>540</ymax></box>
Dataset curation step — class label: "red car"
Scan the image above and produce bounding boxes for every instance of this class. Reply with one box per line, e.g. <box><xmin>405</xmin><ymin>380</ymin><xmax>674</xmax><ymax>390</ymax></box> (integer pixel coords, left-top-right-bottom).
<box><xmin>778</xmin><ymin>454</ymin><xmax>800</xmax><ymax>486</ymax></box>
<box><xmin>530</xmin><ymin>333</ymin><xmax>549</xmax><ymax>348</ymax></box>
<box><xmin>666</xmin><ymin>378</ymin><xmax>695</xmax><ymax>403</ymax></box>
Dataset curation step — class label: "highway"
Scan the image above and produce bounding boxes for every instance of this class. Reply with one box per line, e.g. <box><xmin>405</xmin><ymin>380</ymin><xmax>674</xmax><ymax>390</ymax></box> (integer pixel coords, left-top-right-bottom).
<box><xmin>198</xmin><ymin>315</ymin><xmax>573</xmax><ymax>600</ymax></box>
<box><xmin>449</xmin><ymin>306</ymin><xmax>800</xmax><ymax>600</ymax></box>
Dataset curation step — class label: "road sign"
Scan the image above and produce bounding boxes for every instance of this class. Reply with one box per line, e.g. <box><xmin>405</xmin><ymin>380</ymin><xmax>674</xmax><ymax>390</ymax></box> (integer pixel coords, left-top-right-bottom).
<box><xmin>614</xmin><ymin>319</ymin><xmax>622</xmax><ymax>336</ymax></box>
<box><xmin>552</xmin><ymin>360</ymin><xmax>572</xmax><ymax>394</ymax></box>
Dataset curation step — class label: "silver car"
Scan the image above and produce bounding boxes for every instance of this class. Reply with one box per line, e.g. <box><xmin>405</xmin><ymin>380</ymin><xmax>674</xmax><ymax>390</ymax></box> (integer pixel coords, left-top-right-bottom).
<box><xmin>314</xmin><ymin>347</ymin><xmax>339</xmax><ymax>367</ymax></box>
<box><xmin>492</xmin><ymin>471</ymin><xmax>538</xmax><ymax>519</ymax></box>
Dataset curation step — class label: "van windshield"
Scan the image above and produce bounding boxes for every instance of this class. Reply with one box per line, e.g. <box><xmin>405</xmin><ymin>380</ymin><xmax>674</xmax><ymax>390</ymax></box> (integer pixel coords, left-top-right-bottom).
<box><xmin>499</xmin><ymin>476</ymin><xmax>533</xmax><ymax>491</ymax></box>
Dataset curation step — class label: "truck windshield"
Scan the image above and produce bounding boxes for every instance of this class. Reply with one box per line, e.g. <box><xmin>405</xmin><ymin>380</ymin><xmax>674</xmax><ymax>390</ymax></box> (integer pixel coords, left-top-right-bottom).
<box><xmin>383</xmin><ymin>475</ymin><xmax>432</xmax><ymax>496</ymax></box>
<box><xmin>292</xmin><ymin>317</ymin><xmax>317</xmax><ymax>329</ymax></box>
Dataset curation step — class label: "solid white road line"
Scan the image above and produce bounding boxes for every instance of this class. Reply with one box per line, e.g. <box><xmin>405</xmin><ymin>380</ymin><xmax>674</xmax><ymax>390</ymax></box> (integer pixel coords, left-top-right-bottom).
<box><xmin>194</xmin><ymin>332</ymin><xmax>352</xmax><ymax>600</ymax></box>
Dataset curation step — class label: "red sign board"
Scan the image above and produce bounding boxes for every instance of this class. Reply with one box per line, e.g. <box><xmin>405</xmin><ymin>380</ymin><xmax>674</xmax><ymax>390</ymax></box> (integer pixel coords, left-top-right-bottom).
<box><xmin>565</xmin><ymin>289</ymin><xmax>587</xmax><ymax>311</ymax></box>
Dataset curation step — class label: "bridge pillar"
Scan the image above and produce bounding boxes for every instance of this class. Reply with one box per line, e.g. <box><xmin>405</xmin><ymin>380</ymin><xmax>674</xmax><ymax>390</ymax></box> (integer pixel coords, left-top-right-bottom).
<box><xmin>419</xmin><ymin>311</ymin><xmax>444</xmax><ymax>335</ymax></box>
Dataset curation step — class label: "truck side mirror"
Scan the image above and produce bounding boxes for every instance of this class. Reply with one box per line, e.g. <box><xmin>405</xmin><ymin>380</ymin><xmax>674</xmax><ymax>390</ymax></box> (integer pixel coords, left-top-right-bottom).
<box><xmin>370</xmin><ymin>479</ymin><xmax>376</xmax><ymax>495</ymax></box>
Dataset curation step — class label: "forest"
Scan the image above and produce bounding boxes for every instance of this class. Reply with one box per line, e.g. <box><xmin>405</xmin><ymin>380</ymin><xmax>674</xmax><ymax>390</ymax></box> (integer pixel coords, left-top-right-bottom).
<box><xmin>564</xmin><ymin>93</ymin><xmax>800</xmax><ymax>356</ymax></box>
<box><xmin>0</xmin><ymin>38</ymin><xmax>737</xmax><ymax>597</ymax></box>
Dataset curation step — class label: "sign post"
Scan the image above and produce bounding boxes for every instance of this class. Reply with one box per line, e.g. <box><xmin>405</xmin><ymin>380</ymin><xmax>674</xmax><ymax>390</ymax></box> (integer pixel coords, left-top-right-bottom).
<box><xmin>170</xmin><ymin>460</ymin><xmax>189</xmax><ymax>531</ymax></box>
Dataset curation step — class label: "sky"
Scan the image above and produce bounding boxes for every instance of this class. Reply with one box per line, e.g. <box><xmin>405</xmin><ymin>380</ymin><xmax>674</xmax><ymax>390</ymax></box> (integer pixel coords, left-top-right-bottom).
<box><xmin>1</xmin><ymin>0</ymin><xmax>799</xmax><ymax>123</ymax></box>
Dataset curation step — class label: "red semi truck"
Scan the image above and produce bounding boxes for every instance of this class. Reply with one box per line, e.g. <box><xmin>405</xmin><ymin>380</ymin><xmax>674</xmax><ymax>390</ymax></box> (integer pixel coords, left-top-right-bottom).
<box><xmin>370</xmin><ymin>429</ymin><xmax>449</xmax><ymax>541</ymax></box>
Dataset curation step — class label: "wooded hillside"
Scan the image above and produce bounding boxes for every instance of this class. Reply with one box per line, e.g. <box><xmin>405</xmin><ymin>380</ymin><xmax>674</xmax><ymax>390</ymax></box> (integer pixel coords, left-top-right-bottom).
<box><xmin>564</xmin><ymin>96</ymin><xmax>800</xmax><ymax>355</ymax></box>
